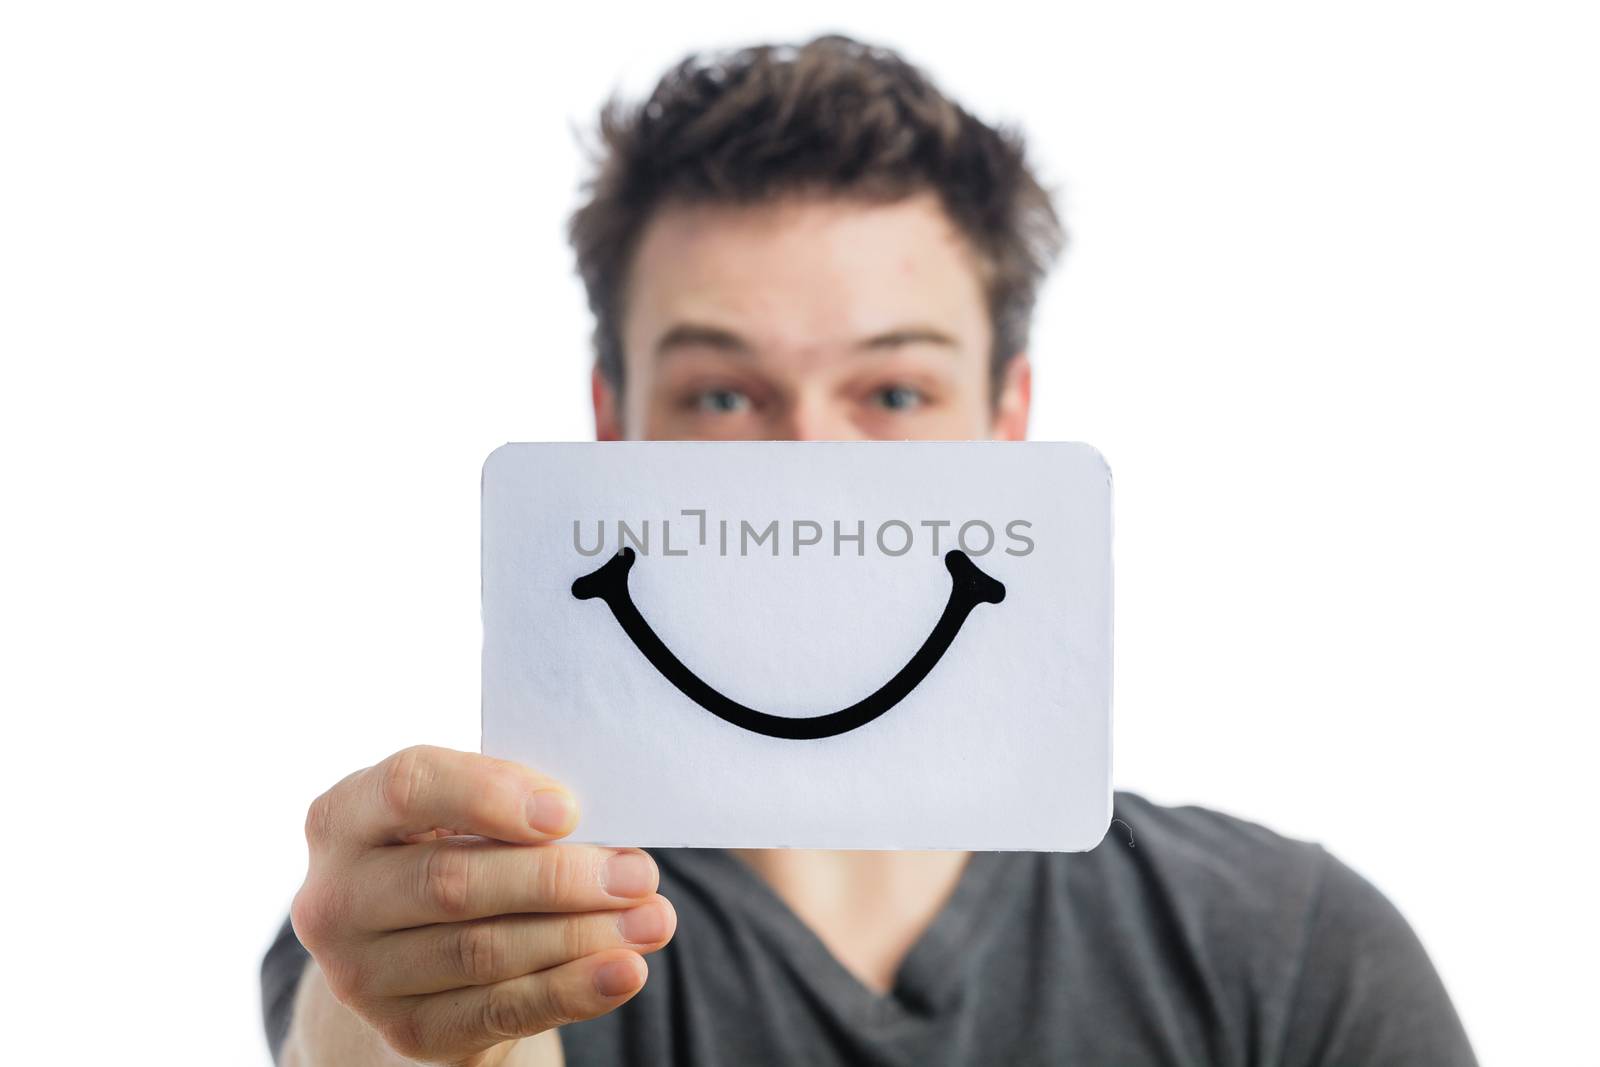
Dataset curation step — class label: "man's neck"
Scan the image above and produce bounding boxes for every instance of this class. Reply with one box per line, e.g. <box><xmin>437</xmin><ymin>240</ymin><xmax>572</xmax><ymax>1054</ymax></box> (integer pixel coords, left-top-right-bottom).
<box><xmin>729</xmin><ymin>848</ymin><xmax>972</xmax><ymax>993</ymax></box>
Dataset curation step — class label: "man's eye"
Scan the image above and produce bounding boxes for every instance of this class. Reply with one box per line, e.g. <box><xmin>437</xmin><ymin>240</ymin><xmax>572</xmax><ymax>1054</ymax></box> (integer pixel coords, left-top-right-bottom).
<box><xmin>871</xmin><ymin>385</ymin><xmax>926</xmax><ymax>412</ymax></box>
<box><xmin>693</xmin><ymin>388</ymin><xmax>752</xmax><ymax>414</ymax></box>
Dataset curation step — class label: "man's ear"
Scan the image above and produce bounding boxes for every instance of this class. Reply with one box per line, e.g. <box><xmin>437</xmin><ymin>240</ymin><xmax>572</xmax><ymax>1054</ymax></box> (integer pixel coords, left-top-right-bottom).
<box><xmin>990</xmin><ymin>354</ymin><xmax>1032</xmax><ymax>441</ymax></box>
<box><xmin>592</xmin><ymin>366</ymin><xmax>622</xmax><ymax>442</ymax></box>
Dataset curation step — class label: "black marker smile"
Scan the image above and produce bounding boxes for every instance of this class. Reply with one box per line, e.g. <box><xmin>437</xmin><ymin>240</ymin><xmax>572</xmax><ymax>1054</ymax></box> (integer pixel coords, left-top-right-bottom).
<box><xmin>571</xmin><ymin>548</ymin><xmax>1006</xmax><ymax>740</ymax></box>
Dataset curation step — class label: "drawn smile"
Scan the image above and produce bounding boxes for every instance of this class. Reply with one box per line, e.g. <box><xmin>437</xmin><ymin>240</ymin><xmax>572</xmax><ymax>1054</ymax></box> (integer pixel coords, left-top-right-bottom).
<box><xmin>571</xmin><ymin>549</ymin><xmax>1006</xmax><ymax>740</ymax></box>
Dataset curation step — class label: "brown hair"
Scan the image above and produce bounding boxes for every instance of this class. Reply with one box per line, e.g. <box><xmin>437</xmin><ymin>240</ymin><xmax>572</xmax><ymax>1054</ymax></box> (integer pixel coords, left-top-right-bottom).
<box><xmin>567</xmin><ymin>34</ymin><xmax>1065</xmax><ymax>394</ymax></box>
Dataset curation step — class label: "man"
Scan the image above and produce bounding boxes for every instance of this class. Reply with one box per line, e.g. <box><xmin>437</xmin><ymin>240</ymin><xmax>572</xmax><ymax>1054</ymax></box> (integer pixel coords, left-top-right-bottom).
<box><xmin>262</xmin><ymin>34</ymin><xmax>1476</xmax><ymax>1066</ymax></box>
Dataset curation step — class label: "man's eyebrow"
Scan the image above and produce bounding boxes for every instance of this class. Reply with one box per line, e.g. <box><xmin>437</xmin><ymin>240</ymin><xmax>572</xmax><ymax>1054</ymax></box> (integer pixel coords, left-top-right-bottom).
<box><xmin>854</xmin><ymin>326</ymin><xmax>960</xmax><ymax>352</ymax></box>
<box><xmin>653</xmin><ymin>323</ymin><xmax>754</xmax><ymax>358</ymax></box>
<box><xmin>652</xmin><ymin>322</ymin><xmax>959</xmax><ymax>358</ymax></box>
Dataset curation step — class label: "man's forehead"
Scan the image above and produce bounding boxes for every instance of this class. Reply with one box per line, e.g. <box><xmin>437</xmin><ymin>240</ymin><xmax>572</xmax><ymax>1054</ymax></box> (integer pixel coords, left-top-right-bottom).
<box><xmin>624</xmin><ymin>192</ymin><xmax>991</xmax><ymax>357</ymax></box>
<box><xmin>631</xmin><ymin>191</ymin><xmax>975</xmax><ymax>278</ymax></box>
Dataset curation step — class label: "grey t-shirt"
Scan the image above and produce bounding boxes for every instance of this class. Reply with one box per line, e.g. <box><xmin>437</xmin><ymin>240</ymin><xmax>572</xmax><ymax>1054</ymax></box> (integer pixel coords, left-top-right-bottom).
<box><xmin>261</xmin><ymin>792</ymin><xmax>1476</xmax><ymax>1065</ymax></box>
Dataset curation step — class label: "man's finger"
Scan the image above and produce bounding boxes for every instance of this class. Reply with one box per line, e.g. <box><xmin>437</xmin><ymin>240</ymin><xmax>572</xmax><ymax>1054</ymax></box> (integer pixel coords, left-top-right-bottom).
<box><xmin>309</xmin><ymin>746</ymin><xmax>577</xmax><ymax>850</ymax></box>
<box><xmin>390</xmin><ymin>950</ymin><xmax>649</xmax><ymax>1061</ymax></box>
<box><xmin>366</xmin><ymin>895</ymin><xmax>676</xmax><ymax>996</ymax></box>
<box><xmin>354</xmin><ymin>838</ymin><xmax>660</xmax><ymax>931</ymax></box>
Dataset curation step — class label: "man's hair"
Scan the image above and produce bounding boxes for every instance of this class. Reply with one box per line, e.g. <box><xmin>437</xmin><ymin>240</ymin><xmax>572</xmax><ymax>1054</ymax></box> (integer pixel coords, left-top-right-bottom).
<box><xmin>568</xmin><ymin>33</ymin><xmax>1066</xmax><ymax>395</ymax></box>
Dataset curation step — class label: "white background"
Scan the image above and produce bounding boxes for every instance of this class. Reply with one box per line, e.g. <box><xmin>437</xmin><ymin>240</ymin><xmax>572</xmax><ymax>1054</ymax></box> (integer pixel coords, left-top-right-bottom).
<box><xmin>2</xmin><ymin>2</ymin><xmax>1595</xmax><ymax>1063</ymax></box>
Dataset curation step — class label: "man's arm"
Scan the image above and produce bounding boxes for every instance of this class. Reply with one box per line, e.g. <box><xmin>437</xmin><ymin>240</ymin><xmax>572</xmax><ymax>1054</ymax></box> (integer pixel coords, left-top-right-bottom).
<box><xmin>1280</xmin><ymin>850</ymin><xmax>1477</xmax><ymax>1066</ymax></box>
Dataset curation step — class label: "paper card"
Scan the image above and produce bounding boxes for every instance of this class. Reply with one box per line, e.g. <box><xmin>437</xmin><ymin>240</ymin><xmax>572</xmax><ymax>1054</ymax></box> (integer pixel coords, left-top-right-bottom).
<box><xmin>481</xmin><ymin>441</ymin><xmax>1112</xmax><ymax>851</ymax></box>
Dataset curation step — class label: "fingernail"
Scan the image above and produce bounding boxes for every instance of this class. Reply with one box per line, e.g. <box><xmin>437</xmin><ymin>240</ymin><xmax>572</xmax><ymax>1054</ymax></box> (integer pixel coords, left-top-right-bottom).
<box><xmin>526</xmin><ymin>789</ymin><xmax>575</xmax><ymax>834</ymax></box>
<box><xmin>602</xmin><ymin>851</ymin><xmax>657</xmax><ymax>898</ymax></box>
<box><xmin>618</xmin><ymin>900</ymin><xmax>669</xmax><ymax>945</ymax></box>
<box><xmin>594</xmin><ymin>957</ymin><xmax>643</xmax><ymax>998</ymax></box>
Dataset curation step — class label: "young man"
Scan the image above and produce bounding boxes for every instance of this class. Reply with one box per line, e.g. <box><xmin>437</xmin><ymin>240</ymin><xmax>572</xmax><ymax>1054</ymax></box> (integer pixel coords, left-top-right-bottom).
<box><xmin>262</xmin><ymin>35</ymin><xmax>1476</xmax><ymax>1066</ymax></box>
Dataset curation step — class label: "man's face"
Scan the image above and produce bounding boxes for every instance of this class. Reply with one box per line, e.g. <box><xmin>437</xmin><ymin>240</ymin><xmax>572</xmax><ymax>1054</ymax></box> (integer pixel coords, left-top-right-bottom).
<box><xmin>592</xmin><ymin>191</ymin><xmax>1031</xmax><ymax>442</ymax></box>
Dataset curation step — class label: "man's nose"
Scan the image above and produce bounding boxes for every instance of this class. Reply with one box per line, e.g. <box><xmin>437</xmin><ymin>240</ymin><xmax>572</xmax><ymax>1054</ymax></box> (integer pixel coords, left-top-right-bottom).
<box><xmin>777</xmin><ymin>389</ymin><xmax>863</xmax><ymax>441</ymax></box>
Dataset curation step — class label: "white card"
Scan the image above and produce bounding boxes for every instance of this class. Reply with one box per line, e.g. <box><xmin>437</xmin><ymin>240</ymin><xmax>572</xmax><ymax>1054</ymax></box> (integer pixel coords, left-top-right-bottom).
<box><xmin>481</xmin><ymin>441</ymin><xmax>1112</xmax><ymax>851</ymax></box>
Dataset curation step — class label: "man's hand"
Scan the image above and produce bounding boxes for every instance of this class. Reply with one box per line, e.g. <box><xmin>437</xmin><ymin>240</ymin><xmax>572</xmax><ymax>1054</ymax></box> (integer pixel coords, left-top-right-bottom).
<box><xmin>289</xmin><ymin>746</ymin><xmax>676</xmax><ymax>1067</ymax></box>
